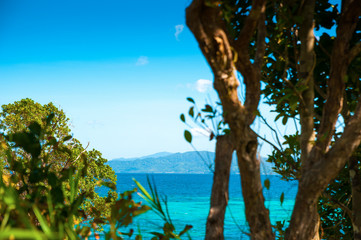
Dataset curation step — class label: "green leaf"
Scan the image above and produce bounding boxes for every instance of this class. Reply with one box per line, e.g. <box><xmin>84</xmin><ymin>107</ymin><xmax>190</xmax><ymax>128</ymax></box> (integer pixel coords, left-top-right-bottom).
<box><xmin>46</xmin><ymin>113</ymin><xmax>55</xmax><ymax>125</ymax></box>
<box><xmin>186</xmin><ymin>97</ymin><xmax>195</xmax><ymax>104</ymax></box>
<box><xmin>180</xmin><ymin>114</ymin><xmax>185</xmax><ymax>123</ymax></box>
<box><xmin>280</xmin><ymin>192</ymin><xmax>285</xmax><ymax>206</ymax></box>
<box><xmin>264</xmin><ymin>179</ymin><xmax>270</xmax><ymax>190</ymax></box>
<box><xmin>133</xmin><ymin>178</ymin><xmax>154</xmax><ymax>202</ymax></box>
<box><xmin>282</xmin><ymin>116</ymin><xmax>288</xmax><ymax>125</ymax></box>
<box><xmin>101</xmin><ymin>181</ymin><xmax>116</xmax><ymax>191</ymax></box>
<box><xmin>274</xmin><ymin>113</ymin><xmax>282</xmax><ymax>122</ymax></box>
<box><xmin>62</xmin><ymin>135</ymin><xmax>72</xmax><ymax>142</ymax></box>
<box><xmin>28</xmin><ymin>122</ymin><xmax>42</xmax><ymax>136</ymax></box>
<box><xmin>51</xmin><ymin>186</ymin><xmax>64</xmax><ymax>204</ymax></box>
<box><xmin>184</xmin><ymin>130</ymin><xmax>192</xmax><ymax>144</ymax></box>
<box><xmin>201</xmin><ymin>104</ymin><xmax>213</xmax><ymax>113</ymax></box>
<box><xmin>188</xmin><ymin>107</ymin><xmax>194</xmax><ymax>118</ymax></box>
<box><xmin>0</xmin><ymin>229</ymin><xmax>46</xmax><ymax>240</ymax></box>
<box><xmin>33</xmin><ymin>205</ymin><xmax>52</xmax><ymax>236</ymax></box>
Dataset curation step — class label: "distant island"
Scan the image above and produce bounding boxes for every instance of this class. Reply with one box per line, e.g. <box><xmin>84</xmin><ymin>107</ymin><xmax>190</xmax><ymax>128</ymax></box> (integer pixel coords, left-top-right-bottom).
<box><xmin>107</xmin><ymin>151</ymin><xmax>276</xmax><ymax>175</ymax></box>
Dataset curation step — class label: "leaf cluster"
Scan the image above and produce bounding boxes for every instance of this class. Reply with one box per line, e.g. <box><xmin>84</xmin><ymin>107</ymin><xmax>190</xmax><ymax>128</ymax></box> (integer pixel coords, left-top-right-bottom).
<box><xmin>0</xmin><ymin>114</ymin><xmax>151</xmax><ymax>239</ymax></box>
<box><xmin>180</xmin><ymin>97</ymin><xmax>229</xmax><ymax>144</ymax></box>
<box><xmin>134</xmin><ymin>178</ymin><xmax>192</xmax><ymax>240</ymax></box>
<box><xmin>0</xmin><ymin>99</ymin><xmax>118</xmax><ymax>224</ymax></box>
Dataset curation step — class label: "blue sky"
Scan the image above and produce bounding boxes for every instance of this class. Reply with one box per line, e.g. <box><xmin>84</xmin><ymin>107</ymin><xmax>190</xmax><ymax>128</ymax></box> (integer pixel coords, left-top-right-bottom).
<box><xmin>0</xmin><ymin>0</ymin><xmax>289</xmax><ymax>159</ymax></box>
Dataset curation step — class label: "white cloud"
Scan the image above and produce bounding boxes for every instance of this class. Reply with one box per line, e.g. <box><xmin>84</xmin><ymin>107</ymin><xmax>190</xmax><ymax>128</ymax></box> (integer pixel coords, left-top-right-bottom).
<box><xmin>136</xmin><ymin>56</ymin><xmax>149</xmax><ymax>66</ymax></box>
<box><xmin>195</xmin><ymin>79</ymin><xmax>212</xmax><ymax>93</ymax></box>
<box><xmin>175</xmin><ymin>24</ymin><xmax>184</xmax><ymax>41</ymax></box>
<box><xmin>190</xmin><ymin>127</ymin><xmax>212</xmax><ymax>137</ymax></box>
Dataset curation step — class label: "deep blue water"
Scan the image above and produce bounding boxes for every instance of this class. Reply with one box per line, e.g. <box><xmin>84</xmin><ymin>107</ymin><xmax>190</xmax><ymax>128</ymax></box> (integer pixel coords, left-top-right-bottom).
<box><xmin>97</xmin><ymin>173</ymin><xmax>298</xmax><ymax>239</ymax></box>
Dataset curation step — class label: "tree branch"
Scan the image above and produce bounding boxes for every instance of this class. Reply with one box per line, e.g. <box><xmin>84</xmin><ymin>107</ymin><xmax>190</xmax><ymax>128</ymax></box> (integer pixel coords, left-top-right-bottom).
<box><xmin>347</xmin><ymin>41</ymin><xmax>361</xmax><ymax>65</ymax></box>
<box><xmin>304</xmin><ymin>96</ymin><xmax>361</xmax><ymax>193</ymax></box>
<box><xmin>235</xmin><ymin>0</ymin><xmax>267</xmax><ymax>57</ymax></box>
<box><xmin>314</xmin><ymin>0</ymin><xmax>361</xmax><ymax>156</ymax></box>
<box><xmin>254</xmin><ymin>9</ymin><xmax>267</xmax><ymax>71</ymax></box>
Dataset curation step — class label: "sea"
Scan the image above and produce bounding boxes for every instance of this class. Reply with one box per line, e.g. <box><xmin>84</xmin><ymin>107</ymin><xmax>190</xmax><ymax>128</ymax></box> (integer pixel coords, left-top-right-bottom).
<box><xmin>97</xmin><ymin>173</ymin><xmax>298</xmax><ymax>239</ymax></box>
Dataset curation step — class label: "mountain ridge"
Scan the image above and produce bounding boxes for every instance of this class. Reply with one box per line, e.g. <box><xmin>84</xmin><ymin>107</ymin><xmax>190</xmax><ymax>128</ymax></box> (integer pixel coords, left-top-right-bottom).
<box><xmin>111</xmin><ymin>151</ymin><xmax>173</xmax><ymax>162</ymax></box>
<box><xmin>107</xmin><ymin>151</ymin><xmax>276</xmax><ymax>175</ymax></box>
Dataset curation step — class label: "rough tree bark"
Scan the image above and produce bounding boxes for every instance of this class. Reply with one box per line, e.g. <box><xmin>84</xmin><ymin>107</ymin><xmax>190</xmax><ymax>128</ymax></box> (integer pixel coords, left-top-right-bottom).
<box><xmin>186</xmin><ymin>0</ymin><xmax>274</xmax><ymax>239</ymax></box>
<box><xmin>206</xmin><ymin>135</ymin><xmax>234</xmax><ymax>240</ymax></box>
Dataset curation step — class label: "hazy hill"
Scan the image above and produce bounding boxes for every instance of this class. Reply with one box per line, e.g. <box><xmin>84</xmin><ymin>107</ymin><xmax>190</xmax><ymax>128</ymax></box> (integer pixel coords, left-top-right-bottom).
<box><xmin>111</xmin><ymin>152</ymin><xmax>173</xmax><ymax>162</ymax></box>
<box><xmin>107</xmin><ymin>151</ymin><xmax>276</xmax><ymax>175</ymax></box>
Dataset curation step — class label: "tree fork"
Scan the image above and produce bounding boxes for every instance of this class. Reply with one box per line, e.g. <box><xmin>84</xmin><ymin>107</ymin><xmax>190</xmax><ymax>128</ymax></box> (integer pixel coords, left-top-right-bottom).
<box><xmin>186</xmin><ymin>0</ymin><xmax>273</xmax><ymax>239</ymax></box>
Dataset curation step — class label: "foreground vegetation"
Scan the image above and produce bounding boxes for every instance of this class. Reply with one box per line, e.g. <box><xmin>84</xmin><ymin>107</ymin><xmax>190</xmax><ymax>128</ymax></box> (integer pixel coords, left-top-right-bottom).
<box><xmin>0</xmin><ymin>99</ymin><xmax>191</xmax><ymax>239</ymax></box>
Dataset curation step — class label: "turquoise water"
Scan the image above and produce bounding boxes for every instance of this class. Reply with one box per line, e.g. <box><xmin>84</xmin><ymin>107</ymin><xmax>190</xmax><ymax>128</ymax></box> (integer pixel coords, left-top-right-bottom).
<box><xmin>98</xmin><ymin>173</ymin><xmax>297</xmax><ymax>239</ymax></box>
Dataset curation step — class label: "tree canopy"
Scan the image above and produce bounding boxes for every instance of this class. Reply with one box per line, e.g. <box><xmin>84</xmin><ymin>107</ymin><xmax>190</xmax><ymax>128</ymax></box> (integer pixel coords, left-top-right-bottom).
<box><xmin>185</xmin><ymin>0</ymin><xmax>361</xmax><ymax>239</ymax></box>
<box><xmin>0</xmin><ymin>98</ymin><xmax>117</xmax><ymax>224</ymax></box>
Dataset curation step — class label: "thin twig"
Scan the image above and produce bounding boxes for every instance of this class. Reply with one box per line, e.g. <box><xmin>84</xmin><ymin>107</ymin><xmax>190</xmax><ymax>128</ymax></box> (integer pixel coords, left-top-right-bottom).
<box><xmin>259</xmin><ymin>114</ymin><xmax>284</xmax><ymax>151</ymax></box>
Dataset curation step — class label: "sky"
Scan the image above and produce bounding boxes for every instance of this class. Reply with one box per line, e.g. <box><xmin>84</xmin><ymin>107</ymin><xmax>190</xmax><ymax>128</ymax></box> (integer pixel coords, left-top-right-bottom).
<box><xmin>0</xmin><ymin>0</ymin><xmax>289</xmax><ymax>159</ymax></box>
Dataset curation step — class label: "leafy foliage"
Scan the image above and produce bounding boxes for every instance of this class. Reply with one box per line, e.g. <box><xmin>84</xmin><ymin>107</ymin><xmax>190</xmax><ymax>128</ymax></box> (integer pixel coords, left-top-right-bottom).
<box><xmin>0</xmin><ymin>99</ymin><xmax>117</xmax><ymax>224</ymax></box>
<box><xmin>253</xmin><ymin>1</ymin><xmax>361</xmax><ymax>238</ymax></box>
<box><xmin>0</xmin><ymin>114</ymin><xmax>149</xmax><ymax>239</ymax></box>
<box><xmin>181</xmin><ymin>98</ymin><xmax>229</xmax><ymax>143</ymax></box>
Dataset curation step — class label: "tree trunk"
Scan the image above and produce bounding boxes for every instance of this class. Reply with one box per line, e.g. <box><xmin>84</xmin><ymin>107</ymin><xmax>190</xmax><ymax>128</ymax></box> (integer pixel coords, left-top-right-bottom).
<box><xmin>286</xmin><ymin>184</ymin><xmax>320</xmax><ymax>240</ymax></box>
<box><xmin>287</xmin><ymin>110</ymin><xmax>361</xmax><ymax>239</ymax></box>
<box><xmin>186</xmin><ymin>1</ymin><xmax>272</xmax><ymax>238</ymax></box>
<box><xmin>287</xmin><ymin>1</ymin><xmax>361</xmax><ymax>239</ymax></box>
<box><xmin>349</xmin><ymin>156</ymin><xmax>361</xmax><ymax>240</ymax></box>
<box><xmin>297</xmin><ymin>1</ymin><xmax>320</xmax><ymax>239</ymax></box>
<box><xmin>236</xmin><ymin>127</ymin><xmax>274</xmax><ymax>240</ymax></box>
<box><xmin>205</xmin><ymin>135</ymin><xmax>234</xmax><ymax>240</ymax></box>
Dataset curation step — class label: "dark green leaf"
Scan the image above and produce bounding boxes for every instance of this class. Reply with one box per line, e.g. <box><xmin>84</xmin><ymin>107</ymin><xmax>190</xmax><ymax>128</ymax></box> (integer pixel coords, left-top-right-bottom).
<box><xmin>188</xmin><ymin>107</ymin><xmax>194</xmax><ymax>118</ymax></box>
<box><xmin>184</xmin><ymin>130</ymin><xmax>192</xmax><ymax>144</ymax></box>
<box><xmin>51</xmin><ymin>186</ymin><xmax>64</xmax><ymax>204</ymax></box>
<box><xmin>264</xmin><ymin>179</ymin><xmax>270</xmax><ymax>190</ymax></box>
<box><xmin>186</xmin><ymin>97</ymin><xmax>195</xmax><ymax>104</ymax></box>
<box><xmin>201</xmin><ymin>104</ymin><xmax>213</xmax><ymax>113</ymax></box>
<box><xmin>63</xmin><ymin>135</ymin><xmax>72</xmax><ymax>142</ymax></box>
<box><xmin>180</xmin><ymin>114</ymin><xmax>185</xmax><ymax>123</ymax></box>
<box><xmin>48</xmin><ymin>172</ymin><xmax>57</xmax><ymax>187</ymax></box>
<box><xmin>28</xmin><ymin>122</ymin><xmax>42</xmax><ymax>136</ymax></box>
<box><xmin>46</xmin><ymin>113</ymin><xmax>55</xmax><ymax>125</ymax></box>
<box><xmin>280</xmin><ymin>192</ymin><xmax>284</xmax><ymax>206</ymax></box>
